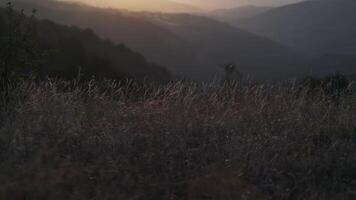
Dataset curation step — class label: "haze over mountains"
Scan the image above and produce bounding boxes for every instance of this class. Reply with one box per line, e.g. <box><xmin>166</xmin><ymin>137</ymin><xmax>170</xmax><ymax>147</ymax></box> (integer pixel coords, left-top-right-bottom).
<box><xmin>232</xmin><ymin>0</ymin><xmax>356</xmax><ymax>77</ymax></box>
<box><xmin>4</xmin><ymin>0</ymin><xmax>355</xmax><ymax>80</ymax></box>
<box><xmin>140</xmin><ymin>12</ymin><xmax>305</xmax><ymax>79</ymax></box>
<box><xmin>209</xmin><ymin>5</ymin><xmax>272</xmax><ymax>22</ymax></box>
<box><xmin>59</xmin><ymin>0</ymin><xmax>308</xmax><ymax>11</ymax></box>
<box><xmin>59</xmin><ymin>0</ymin><xmax>201</xmax><ymax>13</ymax></box>
<box><xmin>236</xmin><ymin>0</ymin><xmax>356</xmax><ymax>56</ymax></box>
<box><xmin>13</xmin><ymin>0</ymin><xmax>308</xmax><ymax>80</ymax></box>
<box><xmin>173</xmin><ymin>0</ymin><xmax>306</xmax><ymax>9</ymax></box>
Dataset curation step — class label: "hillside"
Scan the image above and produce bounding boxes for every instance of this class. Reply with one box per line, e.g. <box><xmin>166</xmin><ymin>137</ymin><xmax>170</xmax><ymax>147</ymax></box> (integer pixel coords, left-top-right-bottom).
<box><xmin>236</xmin><ymin>0</ymin><xmax>356</xmax><ymax>56</ymax></box>
<box><xmin>141</xmin><ymin>12</ymin><xmax>307</xmax><ymax>79</ymax></box>
<box><xmin>209</xmin><ymin>5</ymin><xmax>272</xmax><ymax>22</ymax></box>
<box><xmin>311</xmin><ymin>54</ymin><xmax>356</xmax><ymax>79</ymax></box>
<box><xmin>0</xmin><ymin>6</ymin><xmax>170</xmax><ymax>82</ymax></box>
<box><xmin>13</xmin><ymin>0</ymin><xmax>202</xmax><ymax>78</ymax></box>
<box><xmin>60</xmin><ymin>0</ymin><xmax>202</xmax><ymax>13</ymax></box>
<box><xmin>14</xmin><ymin>0</ymin><xmax>308</xmax><ymax>80</ymax></box>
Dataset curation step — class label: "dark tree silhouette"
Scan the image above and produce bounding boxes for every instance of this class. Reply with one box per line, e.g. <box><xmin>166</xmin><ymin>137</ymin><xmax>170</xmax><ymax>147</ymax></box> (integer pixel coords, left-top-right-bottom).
<box><xmin>0</xmin><ymin>2</ymin><xmax>41</xmax><ymax>81</ymax></box>
<box><xmin>222</xmin><ymin>63</ymin><xmax>243</xmax><ymax>84</ymax></box>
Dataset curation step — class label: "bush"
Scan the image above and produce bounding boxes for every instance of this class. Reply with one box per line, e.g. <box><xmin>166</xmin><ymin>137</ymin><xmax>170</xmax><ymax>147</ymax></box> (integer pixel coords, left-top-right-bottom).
<box><xmin>0</xmin><ymin>2</ymin><xmax>42</xmax><ymax>81</ymax></box>
<box><xmin>299</xmin><ymin>73</ymin><xmax>351</xmax><ymax>100</ymax></box>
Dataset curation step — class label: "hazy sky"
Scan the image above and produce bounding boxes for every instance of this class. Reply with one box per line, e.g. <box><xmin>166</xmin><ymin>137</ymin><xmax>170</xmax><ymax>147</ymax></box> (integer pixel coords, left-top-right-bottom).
<box><xmin>174</xmin><ymin>0</ymin><xmax>307</xmax><ymax>9</ymax></box>
<box><xmin>61</xmin><ymin>0</ymin><xmax>307</xmax><ymax>11</ymax></box>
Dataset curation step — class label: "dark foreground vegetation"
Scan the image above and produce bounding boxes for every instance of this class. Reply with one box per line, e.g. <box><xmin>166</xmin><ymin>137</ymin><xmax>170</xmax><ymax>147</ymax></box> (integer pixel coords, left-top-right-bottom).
<box><xmin>0</xmin><ymin>79</ymin><xmax>355</xmax><ymax>200</ymax></box>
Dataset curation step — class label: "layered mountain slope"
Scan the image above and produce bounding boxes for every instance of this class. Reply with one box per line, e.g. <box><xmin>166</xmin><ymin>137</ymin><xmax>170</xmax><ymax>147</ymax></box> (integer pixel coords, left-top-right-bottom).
<box><xmin>0</xmin><ymin>6</ymin><xmax>170</xmax><ymax>82</ymax></box>
<box><xmin>236</xmin><ymin>0</ymin><xmax>356</xmax><ymax>56</ymax></box>
<box><xmin>15</xmin><ymin>0</ymin><xmax>308</xmax><ymax>80</ymax></box>
<box><xmin>209</xmin><ymin>6</ymin><xmax>272</xmax><ymax>22</ymax></box>
<box><xmin>14</xmin><ymin>0</ymin><xmax>201</xmax><ymax>76</ymax></box>
<box><xmin>142</xmin><ymin>13</ymin><xmax>307</xmax><ymax>79</ymax></box>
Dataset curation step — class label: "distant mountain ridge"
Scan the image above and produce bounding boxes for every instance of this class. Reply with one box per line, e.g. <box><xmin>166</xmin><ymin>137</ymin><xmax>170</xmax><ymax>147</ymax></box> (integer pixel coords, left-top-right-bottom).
<box><xmin>59</xmin><ymin>0</ymin><xmax>202</xmax><ymax>13</ymax></box>
<box><xmin>140</xmin><ymin>12</ymin><xmax>307</xmax><ymax>79</ymax></box>
<box><xmin>209</xmin><ymin>6</ymin><xmax>272</xmax><ymax>22</ymax></box>
<box><xmin>236</xmin><ymin>0</ymin><xmax>356</xmax><ymax>56</ymax></box>
<box><xmin>13</xmin><ymin>0</ymin><xmax>309</xmax><ymax>80</ymax></box>
<box><xmin>174</xmin><ymin>0</ymin><xmax>307</xmax><ymax>9</ymax></box>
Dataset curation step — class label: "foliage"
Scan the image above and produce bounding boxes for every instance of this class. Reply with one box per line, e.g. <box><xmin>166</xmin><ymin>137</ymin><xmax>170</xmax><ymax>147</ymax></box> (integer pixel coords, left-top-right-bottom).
<box><xmin>0</xmin><ymin>3</ymin><xmax>171</xmax><ymax>84</ymax></box>
<box><xmin>0</xmin><ymin>79</ymin><xmax>355</xmax><ymax>200</ymax></box>
<box><xmin>299</xmin><ymin>73</ymin><xmax>351</xmax><ymax>98</ymax></box>
<box><xmin>0</xmin><ymin>2</ymin><xmax>42</xmax><ymax>81</ymax></box>
<box><xmin>222</xmin><ymin>63</ymin><xmax>243</xmax><ymax>84</ymax></box>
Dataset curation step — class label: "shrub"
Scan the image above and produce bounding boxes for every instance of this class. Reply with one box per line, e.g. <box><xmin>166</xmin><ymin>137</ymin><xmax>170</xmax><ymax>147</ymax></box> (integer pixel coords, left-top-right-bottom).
<box><xmin>299</xmin><ymin>73</ymin><xmax>351</xmax><ymax>100</ymax></box>
<box><xmin>0</xmin><ymin>2</ymin><xmax>42</xmax><ymax>81</ymax></box>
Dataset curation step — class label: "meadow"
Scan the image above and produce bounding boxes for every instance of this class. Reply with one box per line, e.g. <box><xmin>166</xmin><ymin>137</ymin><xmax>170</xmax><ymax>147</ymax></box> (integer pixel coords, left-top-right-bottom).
<box><xmin>0</xmin><ymin>79</ymin><xmax>355</xmax><ymax>200</ymax></box>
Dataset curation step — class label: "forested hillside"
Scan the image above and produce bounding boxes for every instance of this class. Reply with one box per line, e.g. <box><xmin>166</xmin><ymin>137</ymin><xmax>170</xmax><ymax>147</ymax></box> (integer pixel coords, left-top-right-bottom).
<box><xmin>0</xmin><ymin>5</ymin><xmax>170</xmax><ymax>82</ymax></box>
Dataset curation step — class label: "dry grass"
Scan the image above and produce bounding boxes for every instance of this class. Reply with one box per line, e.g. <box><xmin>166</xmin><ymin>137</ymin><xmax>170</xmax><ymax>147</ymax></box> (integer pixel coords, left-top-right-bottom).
<box><xmin>0</xmin><ymin>79</ymin><xmax>355</xmax><ymax>200</ymax></box>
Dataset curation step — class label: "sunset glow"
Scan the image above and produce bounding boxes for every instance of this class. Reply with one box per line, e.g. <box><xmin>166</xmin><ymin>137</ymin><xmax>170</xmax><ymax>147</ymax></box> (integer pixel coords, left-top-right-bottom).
<box><xmin>58</xmin><ymin>0</ymin><xmax>203</xmax><ymax>12</ymax></box>
<box><xmin>59</xmin><ymin>0</ymin><xmax>307</xmax><ymax>11</ymax></box>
